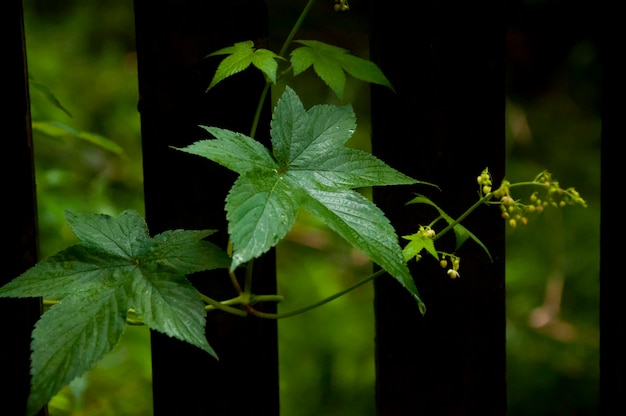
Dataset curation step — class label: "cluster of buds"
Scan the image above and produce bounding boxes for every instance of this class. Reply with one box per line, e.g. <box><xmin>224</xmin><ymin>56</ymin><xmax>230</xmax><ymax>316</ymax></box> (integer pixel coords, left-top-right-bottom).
<box><xmin>481</xmin><ymin>169</ymin><xmax>587</xmax><ymax>229</ymax></box>
<box><xmin>440</xmin><ymin>254</ymin><xmax>461</xmax><ymax>279</ymax></box>
<box><xmin>477</xmin><ymin>169</ymin><xmax>493</xmax><ymax>196</ymax></box>
<box><xmin>417</xmin><ymin>225</ymin><xmax>436</xmax><ymax>239</ymax></box>
<box><xmin>491</xmin><ymin>179</ymin><xmax>527</xmax><ymax>228</ymax></box>
<box><xmin>500</xmin><ymin>195</ymin><xmax>526</xmax><ymax>228</ymax></box>
<box><xmin>528</xmin><ymin>171</ymin><xmax>587</xmax><ymax>209</ymax></box>
<box><xmin>334</xmin><ymin>0</ymin><xmax>350</xmax><ymax>11</ymax></box>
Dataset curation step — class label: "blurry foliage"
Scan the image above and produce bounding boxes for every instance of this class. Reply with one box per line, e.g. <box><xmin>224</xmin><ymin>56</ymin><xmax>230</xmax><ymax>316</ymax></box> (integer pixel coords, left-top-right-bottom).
<box><xmin>277</xmin><ymin>212</ymin><xmax>377</xmax><ymax>416</ymax></box>
<box><xmin>505</xmin><ymin>1</ymin><xmax>600</xmax><ymax>414</ymax></box>
<box><xmin>25</xmin><ymin>0</ymin><xmax>144</xmax><ymax>258</ymax></box>
<box><xmin>21</xmin><ymin>0</ymin><xmax>599</xmax><ymax>415</ymax></box>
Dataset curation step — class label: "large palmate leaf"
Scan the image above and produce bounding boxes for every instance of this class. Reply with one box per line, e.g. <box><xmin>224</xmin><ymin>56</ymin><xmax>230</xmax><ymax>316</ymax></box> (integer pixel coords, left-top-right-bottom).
<box><xmin>290</xmin><ymin>40</ymin><xmax>394</xmax><ymax>99</ymax></box>
<box><xmin>177</xmin><ymin>86</ymin><xmax>422</xmax><ymax>309</ymax></box>
<box><xmin>0</xmin><ymin>210</ymin><xmax>230</xmax><ymax>416</ymax></box>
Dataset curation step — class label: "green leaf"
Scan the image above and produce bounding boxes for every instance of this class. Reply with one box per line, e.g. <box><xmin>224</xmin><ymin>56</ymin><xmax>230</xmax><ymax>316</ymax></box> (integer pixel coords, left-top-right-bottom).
<box><xmin>29</xmin><ymin>73</ymin><xmax>72</xmax><ymax>117</ymax></box>
<box><xmin>302</xmin><ymin>188</ymin><xmax>423</xmax><ymax>310</ymax></box>
<box><xmin>29</xmin><ymin>285</ymin><xmax>128</xmax><ymax>416</ymax></box>
<box><xmin>205</xmin><ymin>40</ymin><xmax>281</xmax><ymax>91</ymax></box>
<box><xmin>402</xmin><ymin>232</ymin><xmax>439</xmax><ymax>261</ymax></box>
<box><xmin>0</xmin><ymin>210</ymin><xmax>230</xmax><ymax>416</ymax></box>
<box><xmin>178</xmin><ymin>127</ymin><xmax>278</xmax><ymax>175</ymax></box>
<box><xmin>406</xmin><ymin>194</ymin><xmax>493</xmax><ymax>261</ymax></box>
<box><xmin>290</xmin><ymin>40</ymin><xmax>394</xmax><ymax>99</ymax></box>
<box><xmin>226</xmin><ymin>169</ymin><xmax>305</xmax><ymax>268</ymax></box>
<box><xmin>176</xmin><ymin>87</ymin><xmax>422</xmax><ymax>307</ymax></box>
<box><xmin>32</xmin><ymin>121</ymin><xmax>124</xmax><ymax>155</ymax></box>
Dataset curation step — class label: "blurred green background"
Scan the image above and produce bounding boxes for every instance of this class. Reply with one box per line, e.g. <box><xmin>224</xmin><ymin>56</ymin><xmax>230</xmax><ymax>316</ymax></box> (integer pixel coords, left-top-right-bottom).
<box><xmin>21</xmin><ymin>0</ymin><xmax>600</xmax><ymax>415</ymax></box>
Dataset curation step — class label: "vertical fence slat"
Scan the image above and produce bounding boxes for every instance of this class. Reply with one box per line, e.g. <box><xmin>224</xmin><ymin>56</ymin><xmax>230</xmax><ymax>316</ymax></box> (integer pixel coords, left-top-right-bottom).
<box><xmin>2</xmin><ymin>1</ymin><xmax>45</xmax><ymax>415</ymax></box>
<box><xmin>599</xmin><ymin>14</ymin><xmax>623</xmax><ymax>414</ymax></box>
<box><xmin>133</xmin><ymin>1</ymin><xmax>278</xmax><ymax>414</ymax></box>
<box><xmin>370</xmin><ymin>1</ymin><xmax>505</xmax><ymax>415</ymax></box>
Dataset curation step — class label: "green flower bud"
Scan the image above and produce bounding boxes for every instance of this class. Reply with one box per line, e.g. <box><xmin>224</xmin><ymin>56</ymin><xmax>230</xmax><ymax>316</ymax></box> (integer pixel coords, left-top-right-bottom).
<box><xmin>447</xmin><ymin>269</ymin><xmax>460</xmax><ymax>279</ymax></box>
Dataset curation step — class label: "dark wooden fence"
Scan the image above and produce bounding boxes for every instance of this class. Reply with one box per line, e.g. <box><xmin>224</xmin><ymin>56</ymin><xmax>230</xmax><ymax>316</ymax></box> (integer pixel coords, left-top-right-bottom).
<box><xmin>3</xmin><ymin>1</ymin><xmax>613</xmax><ymax>415</ymax></box>
<box><xmin>134</xmin><ymin>1</ymin><xmax>278</xmax><ymax>414</ymax></box>
<box><xmin>370</xmin><ymin>0</ymin><xmax>506</xmax><ymax>413</ymax></box>
<box><xmin>3</xmin><ymin>2</ymin><xmax>44</xmax><ymax>415</ymax></box>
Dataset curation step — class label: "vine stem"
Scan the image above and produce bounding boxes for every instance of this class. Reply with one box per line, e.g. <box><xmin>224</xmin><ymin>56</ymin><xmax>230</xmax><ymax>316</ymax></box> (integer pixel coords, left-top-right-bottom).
<box><xmin>243</xmin><ymin>259</ymin><xmax>255</xmax><ymax>296</ymax></box>
<box><xmin>200</xmin><ymin>293</ymin><xmax>248</xmax><ymax>317</ymax></box>
<box><xmin>249</xmin><ymin>84</ymin><xmax>270</xmax><ymax>138</ymax></box>
<box><xmin>249</xmin><ymin>0</ymin><xmax>316</xmax><ymax>138</ymax></box>
<box><xmin>434</xmin><ymin>193</ymin><xmax>494</xmax><ymax>242</ymax></box>
<box><xmin>508</xmin><ymin>181</ymin><xmax>551</xmax><ymax>190</ymax></box>
<box><xmin>279</xmin><ymin>0</ymin><xmax>315</xmax><ymax>58</ymax></box>
<box><xmin>249</xmin><ymin>269</ymin><xmax>385</xmax><ymax>319</ymax></box>
<box><xmin>240</xmin><ymin>0</ymin><xmax>318</xmax><ymax>297</ymax></box>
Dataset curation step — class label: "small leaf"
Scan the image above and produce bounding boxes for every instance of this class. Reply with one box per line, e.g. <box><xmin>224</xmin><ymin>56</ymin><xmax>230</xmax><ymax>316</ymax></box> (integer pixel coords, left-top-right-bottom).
<box><xmin>205</xmin><ymin>40</ymin><xmax>281</xmax><ymax>91</ymax></box>
<box><xmin>402</xmin><ymin>232</ymin><xmax>439</xmax><ymax>261</ymax></box>
<box><xmin>406</xmin><ymin>194</ymin><xmax>493</xmax><ymax>261</ymax></box>
<box><xmin>290</xmin><ymin>40</ymin><xmax>394</xmax><ymax>99</ymax></box>
<box><xmin>251</xmin><ymin>48</ymin><xmax>281</xmax><ymax>83</ymax></box>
